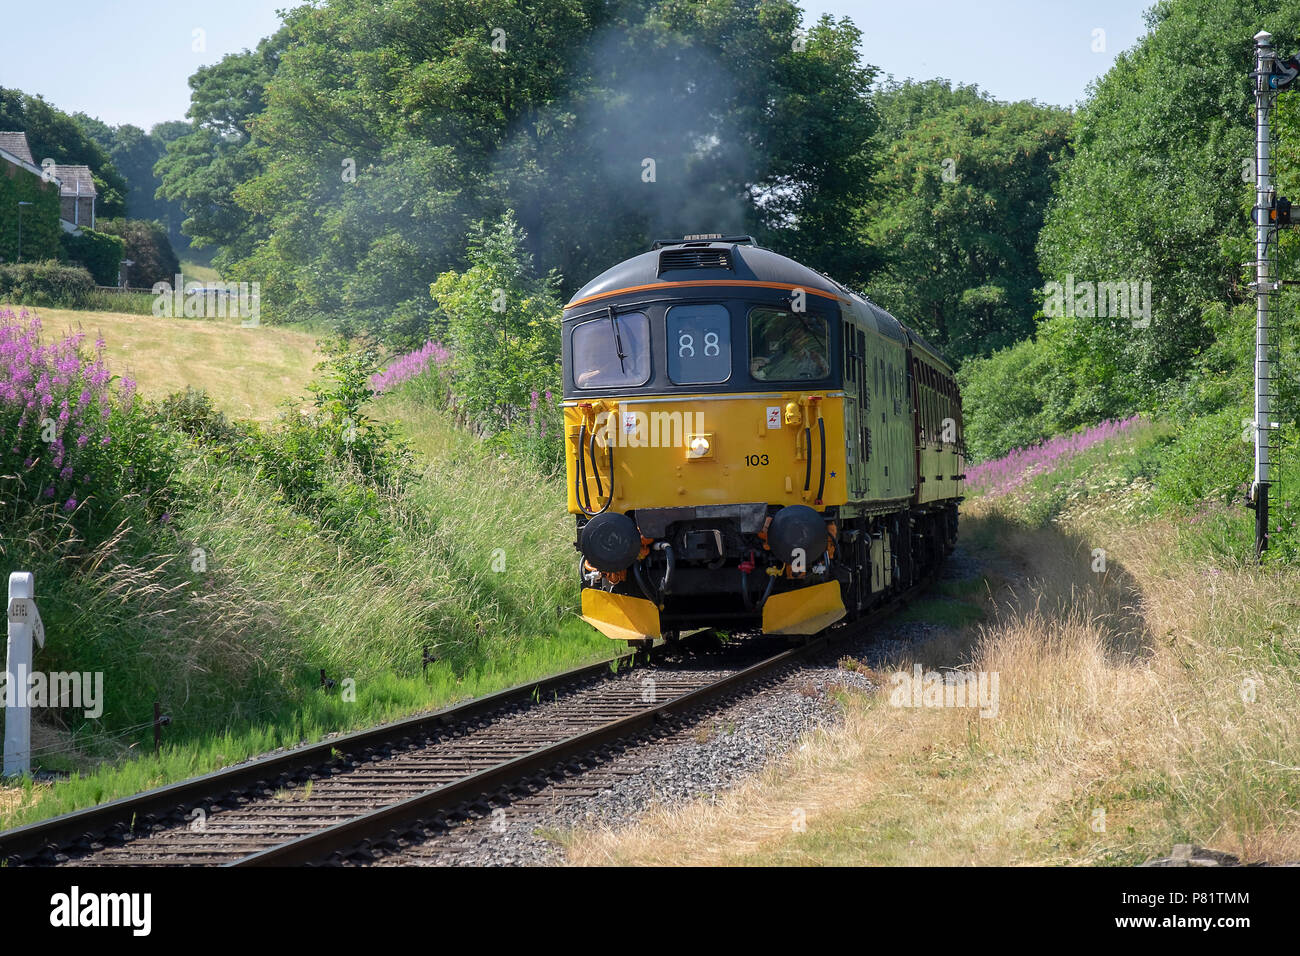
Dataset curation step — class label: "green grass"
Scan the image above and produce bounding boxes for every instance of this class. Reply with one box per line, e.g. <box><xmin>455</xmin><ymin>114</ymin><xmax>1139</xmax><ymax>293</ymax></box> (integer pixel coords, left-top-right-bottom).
<box><xmin>0</xmin><ymin>361</ymin><xmax>612</xmax><ymax>830</ymax></box>
<box><xmin>894</xmin><ymin>596</ymin><xmax>985</xmax><ymax>628</ymax></box>
<box><xmin>16</xmin><ymin>305</ymin><xmax>321</xmax><ymax>421</ymax></box>
<box><xmin>179</xmin><ymin>260</ymin><xmax>222</xmax><ymax>284</ymax></box>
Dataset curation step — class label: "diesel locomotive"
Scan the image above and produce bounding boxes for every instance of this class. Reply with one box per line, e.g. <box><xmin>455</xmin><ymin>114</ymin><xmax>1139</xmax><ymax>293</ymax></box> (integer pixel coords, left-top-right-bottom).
<box><xmin>562</xmin><ymin>235</ymin><xmax>963</xmax><ymax>643</ymax></box>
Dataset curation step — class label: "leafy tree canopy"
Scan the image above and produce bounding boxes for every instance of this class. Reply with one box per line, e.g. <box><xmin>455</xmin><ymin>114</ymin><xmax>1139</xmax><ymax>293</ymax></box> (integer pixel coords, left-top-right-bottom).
<box><xmin>864</xmin><ymin>80</ymin><xmax>1069</xmax><ymax>363</ymax></box>
<box><xmin>217</xmin><ymin>0</ymin><xmax>877</xmax><ymax>343</ymax></box>
<box><xmin>155</xmin><ymin>29</ymin><xmax>288</xmax><ymax>268</ymax></box>
<box><xmin>1036</xmin><ymin>0</ymin><xmax>1300</xmax><ymax>419</ymax></box>
<box><xmin>74</xmin><ymin>115</ymin><xmax>190</xmax><ymax>250</ymax></box>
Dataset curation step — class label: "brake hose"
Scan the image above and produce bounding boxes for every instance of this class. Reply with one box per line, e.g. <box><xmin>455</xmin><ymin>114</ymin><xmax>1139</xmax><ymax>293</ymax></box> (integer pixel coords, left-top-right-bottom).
<box><xmin>576</xmin><ymin>420</ymin><xmax>615</xmax><ymax>517</ymax></box>
<box><xmin>588</xmin><ymin>428</ymin><xmax>604</xmax><ymax>499</ymax></box>
<box><xmin>816</xmin><ymin>416</ymin><xmax>827</xmax><ymax>504</ymax></box>
<box><xmin>576</xmin><ymin>421</ymin><xmax>592</xmax><ymax>513</ymax></box>
<box><xmin>803</xmin><ymin>425</ymin><xmax>812</xmax><ymax>492</ymax></box>
<box><xmin>657</xmin><ymin>542</ymin><xmax>674</xmax><ymax>595</ymax></box>
<box><xmin>634</xmin><ymin>559</ymin><xmax>660</xmax><ymax>606</ymax></box>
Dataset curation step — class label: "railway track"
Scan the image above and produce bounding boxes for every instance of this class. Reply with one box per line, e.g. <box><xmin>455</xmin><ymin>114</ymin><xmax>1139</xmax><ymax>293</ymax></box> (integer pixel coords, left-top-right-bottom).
<box><xmin>0</xmin><ymin>580</ymin><xmax>927</xmax><ymax>867</ymax></box>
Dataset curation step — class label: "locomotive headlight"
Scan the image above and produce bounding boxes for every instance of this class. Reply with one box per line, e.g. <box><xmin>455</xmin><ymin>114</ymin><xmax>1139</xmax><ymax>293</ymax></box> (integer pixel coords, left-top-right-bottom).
<box><xmin>686</xmin><ymin>434</ymin><xmax>713</xmax><ymax>460</ymax></box>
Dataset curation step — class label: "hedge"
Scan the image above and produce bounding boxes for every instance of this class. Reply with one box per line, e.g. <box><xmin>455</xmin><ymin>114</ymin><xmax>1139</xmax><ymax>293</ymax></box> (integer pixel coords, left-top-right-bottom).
<box><xmin>59</xmin><ymin>226</ymin><xmax>124</xmax><ymax>286</ymax></box>
<box><xmin>0</xmin><ymin>260</ymin><xmax>95</xmax><ymax>308</ymax></box>
<box><xmin>97</xmin><ymin>218</ymin><xmax>180</xmax><ymax>288</ymax></box>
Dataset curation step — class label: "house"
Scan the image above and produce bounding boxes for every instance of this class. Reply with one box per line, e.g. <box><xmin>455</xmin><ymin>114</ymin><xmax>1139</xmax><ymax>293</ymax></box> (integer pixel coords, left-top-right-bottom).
<box><xmin>0</xmin><ymin>131</ymin><xmax>61</xmax><ymax>262</ymax></box>
<box><xmin>52</xmin><ymin>163</ymin><xmax>96</xmax><ymax>229</ymax></box>
<box><xmin>0</xmin><ymin>131</ymin><xmax>35</xmax><ymax>164</ymax></box>
<box><xmin>0</xmin><ymin>131</ymin><xmax>97</xmax><ymax>231</ymax></box>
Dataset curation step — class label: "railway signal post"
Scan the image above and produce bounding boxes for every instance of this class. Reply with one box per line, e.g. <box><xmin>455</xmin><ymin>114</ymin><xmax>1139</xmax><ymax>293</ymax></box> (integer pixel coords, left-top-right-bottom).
<box><xmin>1249</xmin><ymin>31</ymin><xmax>1300</xmax><ymax>559</ymax></box>
<box><xmin>1251</xmin><ymin>31</ymin><xmax>1276</xmax><ymax>560</ymax></box>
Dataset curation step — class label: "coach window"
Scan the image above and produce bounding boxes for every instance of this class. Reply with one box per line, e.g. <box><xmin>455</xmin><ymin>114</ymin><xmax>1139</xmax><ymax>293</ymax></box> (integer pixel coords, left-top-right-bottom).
<box><xmin>667</xmin><ymin>303</ymin><xmax>731</xmax><ymax>385</ymax></box>
<box><xmin>749</xmin><ymin>308</ymin><xmax>830</xmax><ymax>381</ymax></box>
<box><xmin>572</xmin><ymin>311</ymin><xmax>651</xmax><ymax>388</ymax></box>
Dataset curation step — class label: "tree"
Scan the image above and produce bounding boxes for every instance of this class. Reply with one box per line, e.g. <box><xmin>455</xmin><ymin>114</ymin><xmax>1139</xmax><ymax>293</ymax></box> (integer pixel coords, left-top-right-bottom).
<box><xmin>74</xmin><ymin>115</ymin><xmax>189</xmax><ymax>250</ymax></box>
<box><xmin>224</xmin><ymin>0</ymin><xmax>880</xmax><ymax>342</ymax></box>
<box><xmin>430</xmin><ymin>213</ymin><xmax>562</xmax><ymax>431</ymax></box>
<box><xmin>97</xmin><ymin>218</ymin><xmax>181</xmax><ymax>287</ymax></box>
<box><xmin>1036</xmin><ymin>0</ymin><xmax>1300</xmax><ymax>419</ymax></box>
<box><xmin>155</xmin><ymin>30</ymin><xmax>287</xmax><ymax>269</ymax></box>
<box><xmin>863</xmin><ymin>80</ymin><xmax>1070</xmax><ymax>363</ymax></box>
<box><xmin>0</xmin><ymin>89</ymin><xmax>127</xmax><ymax>218</ymax></box>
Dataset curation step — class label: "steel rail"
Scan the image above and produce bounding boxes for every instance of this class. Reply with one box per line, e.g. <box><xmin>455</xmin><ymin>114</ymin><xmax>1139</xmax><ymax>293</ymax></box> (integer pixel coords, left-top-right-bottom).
<box><xmin>232</xmin><ymin>579</ymin><xmax>926</xmax><ymax>867</ymax></box>
<box><xmin>2</xmin><ymin>574</ymin><xmax>931</xmax><ymax>867</ymax></box>
<box><xmin>0</xmin><ymin>647</ymin><xmax>652</xmax><ymax>864</ymax></box>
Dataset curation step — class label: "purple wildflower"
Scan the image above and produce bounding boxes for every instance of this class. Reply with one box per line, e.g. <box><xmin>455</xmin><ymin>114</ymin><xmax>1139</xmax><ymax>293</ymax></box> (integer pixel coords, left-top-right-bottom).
<box><xmin>966</xmin><ymin>416</ymin><xmax>1143</xmax><ymax>498</ymax></box>
<box><xmin>369</xmin><ymin>341</ymin><xmax>453</xmax><ymax>394</ymax></box>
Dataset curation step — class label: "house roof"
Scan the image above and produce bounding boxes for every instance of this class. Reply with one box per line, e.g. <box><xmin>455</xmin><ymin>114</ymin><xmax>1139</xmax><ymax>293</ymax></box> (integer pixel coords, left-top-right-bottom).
<box><xmin>52</xmin><ymin>164</ymin><xmax>96</xmax><ymax>197</ymax></box>
<box><xmin>0</xmin><ymin>131</ymin><xmax>34</xmax><ymax>164</ymax></box>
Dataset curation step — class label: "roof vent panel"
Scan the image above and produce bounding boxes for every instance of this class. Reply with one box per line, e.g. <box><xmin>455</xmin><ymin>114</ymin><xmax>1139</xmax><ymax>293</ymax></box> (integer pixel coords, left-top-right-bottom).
<box><xmin>658</xmin><ymin>247</ymin><xmax>733</xmax><ymax>274</ymax></box>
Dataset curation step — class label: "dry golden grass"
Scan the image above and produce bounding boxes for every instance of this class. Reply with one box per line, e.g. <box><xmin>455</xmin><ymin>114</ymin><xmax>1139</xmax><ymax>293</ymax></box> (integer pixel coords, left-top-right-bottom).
<box><xmin>22</xmin><ymin>306</ymin><xmax>320</xmax><ymax>421</ymax></box>
<box><xmin>565</xmin><ymin>502</ymin><xmax>1300</xmax><ymax>866</ymax></box>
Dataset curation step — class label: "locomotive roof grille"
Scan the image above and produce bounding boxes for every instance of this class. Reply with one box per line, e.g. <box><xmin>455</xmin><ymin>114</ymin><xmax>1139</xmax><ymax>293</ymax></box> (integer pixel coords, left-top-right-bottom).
<box><xmin>658</xmin><ymin>247</ymin><xmax>733</xmax><ymax>273</ymax></box>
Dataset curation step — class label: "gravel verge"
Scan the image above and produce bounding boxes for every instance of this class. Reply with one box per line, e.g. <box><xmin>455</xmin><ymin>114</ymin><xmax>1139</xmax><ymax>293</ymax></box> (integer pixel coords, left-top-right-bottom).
<box><xmin>372</xmin><ymin>548</ymin><xmax>980</xmax><ymax>866</ymax></box>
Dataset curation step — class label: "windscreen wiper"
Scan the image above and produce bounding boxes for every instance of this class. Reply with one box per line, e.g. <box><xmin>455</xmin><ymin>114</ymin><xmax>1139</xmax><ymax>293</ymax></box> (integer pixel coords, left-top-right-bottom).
<box><xmin>607</xmin><ymin>305</ymin><xmax>627</xmax><ymax>374</ymax></box>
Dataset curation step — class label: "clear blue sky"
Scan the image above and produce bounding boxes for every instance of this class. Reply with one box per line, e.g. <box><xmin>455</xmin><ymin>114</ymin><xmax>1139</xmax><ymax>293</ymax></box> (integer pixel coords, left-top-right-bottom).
<box><xmin>0</xmin><ymin>0</ymin><xmax>1153</xmax><ymax>130</ymax></box>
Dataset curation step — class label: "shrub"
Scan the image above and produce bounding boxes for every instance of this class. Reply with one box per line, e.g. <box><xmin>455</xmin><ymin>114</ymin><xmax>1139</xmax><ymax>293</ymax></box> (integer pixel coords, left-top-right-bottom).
<box><xmin>429</xmin><ymin>213</ymin><xmax>562</xmax><ymax>433</ymax></box>
<box><xmin>158</xmin><ymin>386</ymin><xmax>249</xmax><ymax>447</ymax></box>
<box><xmin>0</xmin><ymin>260</ymin><xmax>95</xmax><ymax>308</ymax></box>
<box><xmin>96</xmin><ymin>218</ymin><xmax>180</xmax><ymax>288</ymax></box>
<box><xmin>1150</xmin><ymin>405</ymin><xmax>1251</xmax><ymax>510</ymax></box>
<box><xmin>59</xmin><ymin>227</ymin><xmax>124</xmax><ymax>286</ymax></box>
<box><xmin>958</xmin><ymin>335</ymin><xmax>1055</xmax><ymax>462</ymax></box>
<box><xmin>246</xmin><ymin>341</ymin><xmax>409</xmax><ymax>530</ymax></box>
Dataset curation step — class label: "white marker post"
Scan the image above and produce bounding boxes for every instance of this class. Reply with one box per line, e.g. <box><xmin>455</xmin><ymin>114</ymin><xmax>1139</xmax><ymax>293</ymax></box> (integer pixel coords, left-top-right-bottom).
<box><xmin>5</xmin><ymin>572</ymin><xmax>44</xmax><ymax>777</ymax></box>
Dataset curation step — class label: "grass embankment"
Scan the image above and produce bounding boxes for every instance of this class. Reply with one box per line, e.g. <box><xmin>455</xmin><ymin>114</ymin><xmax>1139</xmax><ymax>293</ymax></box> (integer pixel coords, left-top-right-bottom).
<box><xmin>0</xmin><ymin>310</ymin><xmax>607</xmax><ymax>830</ymax></box>
<box><xmin>178</xmin><ymin>260</ymin><xmax>222</xmax><ymax>284</ymax></box>
<box><xmin>566</xmin><ymin>421</ymin><xmax>1300</xmax><ymax>865</ymax></box>
<box><xmin>20</xmin><ymin>306</ymin><xmax>319</xmax><ymax>422</ymax></box>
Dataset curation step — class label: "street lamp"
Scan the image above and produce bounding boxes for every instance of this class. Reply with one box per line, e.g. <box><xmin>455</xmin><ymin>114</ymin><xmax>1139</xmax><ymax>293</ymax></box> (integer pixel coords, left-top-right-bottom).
<box><xmin>16</xmin><ymin>201</ymin><xmax>33</xmax><ymax>263</ymax></box>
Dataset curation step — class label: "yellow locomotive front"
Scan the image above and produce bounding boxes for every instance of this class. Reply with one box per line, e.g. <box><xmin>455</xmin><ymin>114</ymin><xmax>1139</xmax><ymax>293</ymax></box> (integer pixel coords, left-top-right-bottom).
<box><xmin>563</xmin><ymin>236</ymin><xmax>856</xmax><ymax>643</ymax></box>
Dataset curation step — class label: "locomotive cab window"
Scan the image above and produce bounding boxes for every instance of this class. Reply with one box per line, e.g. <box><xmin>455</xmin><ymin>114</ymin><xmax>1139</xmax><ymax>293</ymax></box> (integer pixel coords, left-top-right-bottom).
<box><xmin>748</xmin><ymin>308</ymin><xmax>830</xmax><ymax>381</ymax></box>
<box><xmin>667</xmin><ymin>303</ymin><xmax>731</xmax><ymax>384</ymax></box>
<box><xmin>572</xmin><ymin>310</ymin><xmax>651</xmax><ymax>389</ymax></box>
